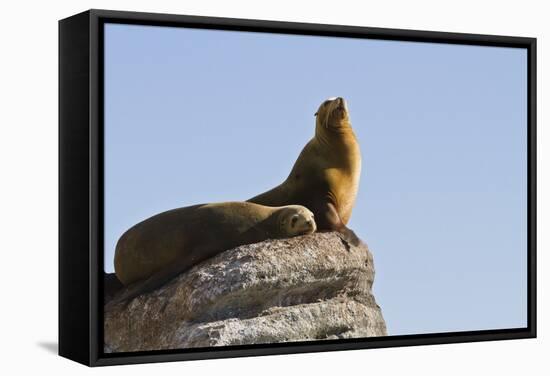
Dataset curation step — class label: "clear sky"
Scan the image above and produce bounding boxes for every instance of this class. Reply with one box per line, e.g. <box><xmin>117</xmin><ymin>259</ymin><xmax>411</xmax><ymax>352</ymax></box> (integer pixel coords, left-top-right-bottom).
<box><xmin>104</xmin><ymin>23</ymin><xmax>527</xmax><ymax>336</ymax></box>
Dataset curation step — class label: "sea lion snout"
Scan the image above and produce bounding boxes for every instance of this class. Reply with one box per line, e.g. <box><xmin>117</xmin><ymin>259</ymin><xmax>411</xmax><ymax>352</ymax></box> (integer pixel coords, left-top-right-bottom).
<box><xmin>325</xmin><ymin>96</ymin><xmax>344</xmax><ymax>105</ymax></box>
<box><xmin>303</xmin><ymin>217</ymin><xmax>316</xmax><ymax>233</ymax></box>
<box><xmin>302</xmin><ymin>211</ymin><xmax>317</xmax><ymax>234</ymax></box>
<box><xmin>335</xmin><ymin>97</ymin><xmax>347</xmax><ymax>110</ymax></box>
<box><xmin>331</xmin><ymin>97</ymin><xmax>347</xmax><ymax>113</ymax></box>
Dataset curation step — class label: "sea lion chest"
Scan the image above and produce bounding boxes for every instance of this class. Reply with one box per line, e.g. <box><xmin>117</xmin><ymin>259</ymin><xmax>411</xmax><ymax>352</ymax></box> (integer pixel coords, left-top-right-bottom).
<box><xmin>314</xmin><ymin>136</ymin><xmax>361</xmax><ymax>222</ymax></box>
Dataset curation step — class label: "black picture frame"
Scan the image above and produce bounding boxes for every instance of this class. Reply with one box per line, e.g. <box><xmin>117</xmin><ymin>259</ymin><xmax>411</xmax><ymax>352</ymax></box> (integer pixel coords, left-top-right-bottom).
<box><xmin>59</xmin><ymin>8</ymin><xmax>537</xmax><ymax>367</ymax></box>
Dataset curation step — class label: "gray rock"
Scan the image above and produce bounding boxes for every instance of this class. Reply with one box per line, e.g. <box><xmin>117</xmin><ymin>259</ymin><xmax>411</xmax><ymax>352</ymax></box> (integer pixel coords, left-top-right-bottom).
<box><xmin>104</xmin><ymin>232</ymin><xmax>387</xmax><ymax>352</ymax></box>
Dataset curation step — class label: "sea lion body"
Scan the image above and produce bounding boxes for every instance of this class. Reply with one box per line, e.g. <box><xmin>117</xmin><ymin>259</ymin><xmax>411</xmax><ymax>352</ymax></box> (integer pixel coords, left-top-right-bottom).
<box><xmin>114</xmin><ymin>202</ymin><xmax>316</xmax><ymax>287</ymax></box>
<box><xmin>248</xmin><ymin>97</ymin><xmax>361</xmax><ymax>243</ymax></box>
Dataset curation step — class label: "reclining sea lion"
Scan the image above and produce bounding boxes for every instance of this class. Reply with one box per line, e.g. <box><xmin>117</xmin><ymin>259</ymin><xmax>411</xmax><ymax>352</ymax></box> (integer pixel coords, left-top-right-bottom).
<box><xmin>109</xmin><ymin>202</ymin><xmax>316</xmax><ymax>305</ymax></box>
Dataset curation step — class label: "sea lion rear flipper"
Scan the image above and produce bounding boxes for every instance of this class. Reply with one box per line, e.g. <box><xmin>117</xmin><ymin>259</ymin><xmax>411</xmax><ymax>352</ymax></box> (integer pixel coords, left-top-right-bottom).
<box><xmin>103</xmin><ymin>272</ymin><xmax>124</xmax><ymax>305</ymax></box>
<box><xmin>106</xmin><ymin>262</ymin><xmax>185</xmax><ymax>309</ymax></box>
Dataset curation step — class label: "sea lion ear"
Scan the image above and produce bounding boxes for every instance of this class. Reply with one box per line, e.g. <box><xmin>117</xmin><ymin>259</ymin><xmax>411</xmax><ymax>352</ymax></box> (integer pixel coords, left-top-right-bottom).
<box><xmin>314</xmin><ymin>111</ymin><xmax>318</xmax><ymax>116</ymax></box>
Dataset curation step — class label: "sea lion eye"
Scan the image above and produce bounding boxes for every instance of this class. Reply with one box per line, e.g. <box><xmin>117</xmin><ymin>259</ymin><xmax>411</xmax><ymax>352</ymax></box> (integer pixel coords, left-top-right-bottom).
<box><xmin>291</xmin><ymin>215</ymin><xmax>299</xmax><ymax>227</ymax></box>
<box><xmin>315</xmin><ymin>100</ymin><xmax>330</xmax><ymax>116</ymax></box>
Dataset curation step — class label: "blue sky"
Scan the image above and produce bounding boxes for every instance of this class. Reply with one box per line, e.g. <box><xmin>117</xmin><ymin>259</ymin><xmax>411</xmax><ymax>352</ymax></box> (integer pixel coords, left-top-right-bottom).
<box><xmin>104</xmin><ymin>23</ymin><xmax>527</xmax><ymax>336</ymax></box>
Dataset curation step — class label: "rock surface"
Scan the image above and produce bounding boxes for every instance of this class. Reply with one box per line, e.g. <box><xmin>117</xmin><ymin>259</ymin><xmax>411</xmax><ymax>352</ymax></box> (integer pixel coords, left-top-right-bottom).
<box><xmin>104</xmin><ymin>232</ymin><xmax>387</xmax><ymax>352</ymax></box>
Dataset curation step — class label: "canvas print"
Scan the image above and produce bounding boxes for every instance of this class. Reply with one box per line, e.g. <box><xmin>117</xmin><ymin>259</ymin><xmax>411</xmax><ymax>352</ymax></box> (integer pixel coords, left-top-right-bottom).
<box><xmin>102</xmin><ymin>23</ymin><xmax>527</xmax><ymax>353</ymax></box>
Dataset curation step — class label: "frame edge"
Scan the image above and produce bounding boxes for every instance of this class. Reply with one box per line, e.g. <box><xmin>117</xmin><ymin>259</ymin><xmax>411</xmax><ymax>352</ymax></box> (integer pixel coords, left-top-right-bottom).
<box><xmin>59</xmin><ymin>8</ymin><xmax>537</xmax><ymax>367</ymax></box>
<box><xmin>59</xmin><ymin>10</ymin><xmax>93</xmax><ymax>367</ymax></box>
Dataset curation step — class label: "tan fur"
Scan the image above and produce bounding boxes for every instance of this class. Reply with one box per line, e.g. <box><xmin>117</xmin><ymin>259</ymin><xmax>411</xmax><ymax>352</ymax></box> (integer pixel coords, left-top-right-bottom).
<box><xmin>248</xmin><ymin>97</ymin><xmax>361</xmax><ymax>242</ymax></box>
<box><xmin>114</xmin><ymin>202</ymin><xmax>316</xmax><ymax>286</ymax></box>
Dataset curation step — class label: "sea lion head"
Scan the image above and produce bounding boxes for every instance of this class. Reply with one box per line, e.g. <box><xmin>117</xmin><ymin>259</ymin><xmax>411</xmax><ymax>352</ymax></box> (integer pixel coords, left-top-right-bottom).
<box><xmin>277</xmin><ymin>205</ymin><xmax>316</xmax><ymax>237</ymax></box>
<box><xmin>315</xmin><ymin>97</ymin><xmax>351</xmax><ymax>132</ymax></box>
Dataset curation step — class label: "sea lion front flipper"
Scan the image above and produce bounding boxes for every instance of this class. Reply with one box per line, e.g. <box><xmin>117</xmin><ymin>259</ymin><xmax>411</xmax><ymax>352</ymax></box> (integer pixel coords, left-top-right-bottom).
<box><xmin>336</xmin><ymin>226</ymin><xmax>361</xmax><ymax>248</ymax></box>
<box><xmin>316</xmin><ymin>202</ymin><xmax>362</xmax><ymax>248</ymax></box>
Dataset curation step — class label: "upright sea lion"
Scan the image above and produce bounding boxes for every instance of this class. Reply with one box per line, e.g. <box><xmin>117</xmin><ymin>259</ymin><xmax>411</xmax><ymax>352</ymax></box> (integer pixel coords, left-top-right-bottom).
<box><xmin>248</xmin><ymin>97</ymin><xmax>361</xmax><ymax>245</ymax></box>
<box><xmin>110</xmin><ymin>202</ymin><xmax>316</xmax><ymax>304</ymax></box>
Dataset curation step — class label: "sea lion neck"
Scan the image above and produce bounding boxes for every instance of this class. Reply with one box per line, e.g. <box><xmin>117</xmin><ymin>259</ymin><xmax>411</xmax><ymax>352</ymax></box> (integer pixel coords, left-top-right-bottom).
<box><xmin>315</xmin><ymin>120</ymin><xmax>355</xmax><ymax>146</ymax></box>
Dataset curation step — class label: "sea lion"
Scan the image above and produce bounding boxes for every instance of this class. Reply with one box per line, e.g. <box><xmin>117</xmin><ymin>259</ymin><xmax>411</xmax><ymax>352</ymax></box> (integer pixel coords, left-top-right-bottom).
<box><xmin>248</xmin><ymin>97</ymin><xmax>361</xmax><ymax>245</ymax></box>
<box><xmin>110</xmin><ymin>202</ymin><xmax>316</xmax><ymax>304</ymax></box>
